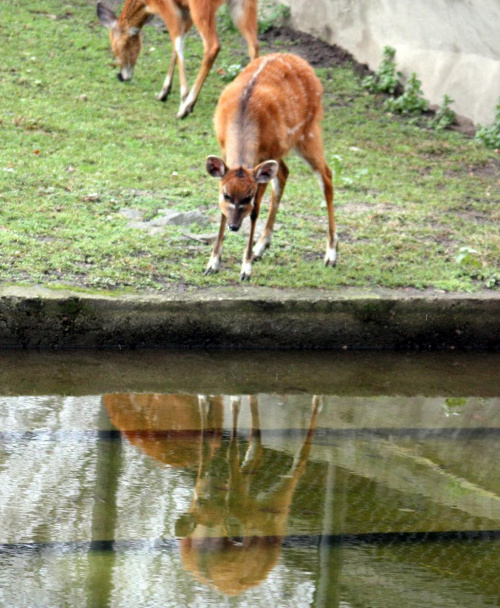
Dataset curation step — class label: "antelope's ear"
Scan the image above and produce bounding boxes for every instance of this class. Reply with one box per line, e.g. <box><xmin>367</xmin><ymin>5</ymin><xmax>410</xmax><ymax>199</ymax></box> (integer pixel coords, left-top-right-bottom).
<box><xmin>97</xmin><ymin>2</ymin><xmax>118</xmax><ymax>28</ymax></box>
<box><xmin>206</xmin><ymin>156</ymin><xmax>227</xmax><ymax>178</ymax></box>
<box><xmin>254</xmin><ymin>160</ymin><xmax>279</xmax><ymax>183</ymax></box>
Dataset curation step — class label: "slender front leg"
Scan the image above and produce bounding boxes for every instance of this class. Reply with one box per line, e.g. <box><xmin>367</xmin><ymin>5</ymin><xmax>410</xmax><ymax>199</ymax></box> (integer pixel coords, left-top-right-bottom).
<box><xmin>156</xmin><ymin>6</ymin><xmax>192</xmax><ymax>103</ymax></box>
<box><xmin>156</xmin><ymin>51</ymin><xmax>177</xmax><ymax>101</ymax></box>
<box><xmin>204</xmin><ymin>213</ymin><xmax>226</xmax><ymax>275</ymax></box>
<box><xmin>253</xmin><ymin>160</ymin><xmax>288</xmax><ymax>259</ymax></box>
<box><xmin>173</xmin><ymin>33</ymin><xmax>190</xmax><ymax>103</ymax></box>
<box><xmin>240</xmin><ymin>210</ymin><xmax>258</xmax><ymax>281</ymax></box>
<box><xmin>240</xmin><ymin>184</ymin><xmax>266</xmax><ymax>280</ymax></box>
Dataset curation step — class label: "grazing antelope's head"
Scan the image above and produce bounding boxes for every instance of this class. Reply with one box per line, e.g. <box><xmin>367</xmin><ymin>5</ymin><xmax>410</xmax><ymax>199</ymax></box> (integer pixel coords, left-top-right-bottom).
<box><xmin>97</xmin><ymin>2</ymin><xmax>142</xmax><ymax>82</ymax></box>
<box><xmin>206</xmin><ymin>156</ymin><xmax>278</xmax><ymax>232</ymax></box>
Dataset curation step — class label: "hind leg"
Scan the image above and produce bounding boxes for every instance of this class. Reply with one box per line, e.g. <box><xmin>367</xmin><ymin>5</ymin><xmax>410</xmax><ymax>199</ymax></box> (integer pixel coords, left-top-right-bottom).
<box><xmin>229</xmin><ymin>0</ymin><xmax>259</xmax><ymax>60</ymax></box>
<box><xmin>296</xmin><ymin>124</ymin><xmax>338</xmax><ymax>266</ymax></box>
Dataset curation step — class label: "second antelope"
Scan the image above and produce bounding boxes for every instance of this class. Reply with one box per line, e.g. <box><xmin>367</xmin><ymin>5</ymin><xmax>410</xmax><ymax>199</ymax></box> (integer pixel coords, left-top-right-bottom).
<box><xmin>97</xmin><ymin>0</ymin><xmax>259</xmax><ymax>118</ymax></box>
<box><xmin>205</xmin><ymin>53</ymin><xmax>338</xmax><ymax>280</ymax></box>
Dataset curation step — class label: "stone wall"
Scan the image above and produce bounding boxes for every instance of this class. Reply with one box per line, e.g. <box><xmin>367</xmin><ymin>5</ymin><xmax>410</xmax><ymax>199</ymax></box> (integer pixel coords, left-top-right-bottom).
<box><xmin>288</xmin><ymin>0</ymin><xmax>500</xmax><ymax>126</ymax></box>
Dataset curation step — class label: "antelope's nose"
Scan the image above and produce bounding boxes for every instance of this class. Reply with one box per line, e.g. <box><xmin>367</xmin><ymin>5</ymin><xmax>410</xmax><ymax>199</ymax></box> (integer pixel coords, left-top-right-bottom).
<box><xmin>117</xmin><ymin>67</ymin><xmax>133</xmax><ymax>82</ymax></box>
<box><xmin>228</xmin><ymin>224</ymin><xmax>240</xmax><ymax>232</ymax></box>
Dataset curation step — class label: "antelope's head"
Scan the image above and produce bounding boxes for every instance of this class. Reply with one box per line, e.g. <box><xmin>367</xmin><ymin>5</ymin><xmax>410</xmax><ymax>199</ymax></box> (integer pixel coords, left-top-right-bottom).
<box><xmin>206</xmin><ymin>156</ymin><xmax>278</xmax><ymax>232</ymax></box>
<box><xmin>97</xmin><ymin>2</ymin><xmax>142</xmax><ymax>82</ymax></box>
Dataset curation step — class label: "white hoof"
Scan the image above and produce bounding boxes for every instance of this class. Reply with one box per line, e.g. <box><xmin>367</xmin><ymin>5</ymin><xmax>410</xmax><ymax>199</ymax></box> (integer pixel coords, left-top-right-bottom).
<box><xmin>204</xmin><ymin>255</ymin><xmax>221</xmax><ymax>275</ymax></box>
<box><xmin>253</xmin><ymin>237</ymin><xmax>271</xmax><ymax>260</ymax></box>
<box><xmin>240</xmin><ymin>260</ymin><xmax>252</xmax><ymax>281</ymax></box>
<box><xmin>324</xmin><ymin>234</ymin><xmax>338</xmax><ymax>267</ymax></box>
<box><xmin>177</xmin><ymin>93</ymin><xmax>196</xmax><ymax>118</ymax></box>
<box><xmin>324</xmin><ymin>247</ymin><xmax>337</xmax><ymax>267</ymax></box>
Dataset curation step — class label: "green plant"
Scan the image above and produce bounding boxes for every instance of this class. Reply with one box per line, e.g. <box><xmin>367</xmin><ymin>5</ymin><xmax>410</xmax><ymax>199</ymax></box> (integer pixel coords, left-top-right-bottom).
<box><xmin>455</xmin><ymin>247</ymin><xmax>499</xmax><ymax>288</ymax></box>
<box><xmin>329</xmin><ymin>155</ymin><xmax>370</xmax><ymax>191</ymax></box>
<box><xmin>455</xmin><ymin>246</ymin><xmax>481</xmax><ymax>268</ymax></box>
<box><xmin>475</xmin><ymin>99</ymin><xmax>500</xmax><ymax>149</ymax></box>
<box><xmin>484</xmin><ymin>273</ymin><xmax>500</xmax><ymax>288</ymax></box>
<box><xmin>362</xmin><ymin>46</ymin><xmax>401</xmax><ymax>95</ymax></box>
<box><xmin>385</xmin><ymin>73</ymin><xmax>428</xmax><ymax>115</ymax></box>
<box><xmin>430</xmin><ymin>95</ymin><xmax>456</xmax><ymax>130</ymax></box>
<box><xmin>330</xmin><ymin>155</ymin><xmax>352</xmax><ymax>187</ymax></box>
<box><xmin>258</xmin><ymin>3</ymin><xmax>290</xmax><ymax>34</ymax></box>
<box><xmin>217</xmin><ymin>63</ymin><xmax>243</xmax><ymax>82</ymax></box>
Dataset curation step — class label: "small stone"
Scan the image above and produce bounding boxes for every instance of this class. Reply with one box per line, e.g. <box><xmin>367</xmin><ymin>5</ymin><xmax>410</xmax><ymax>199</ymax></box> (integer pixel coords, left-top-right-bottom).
<box><xmin>119</xmin><ymin>207</ymin><xmax>143</xmax><ymax>220</ymax></box>
<box><xmin>127</xmin><ymin>221</ymin><xmax>151</xmax><ymax>231</ymax></box>
<box><xmin>152</xmin><ymin>210</ymin><xmax>210</xmax><ymax>228</ymax></box>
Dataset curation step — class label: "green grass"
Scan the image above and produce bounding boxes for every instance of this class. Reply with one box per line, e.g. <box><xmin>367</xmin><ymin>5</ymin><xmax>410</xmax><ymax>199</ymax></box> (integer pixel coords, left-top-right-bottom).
<box><xmin>0</xmin><ymin>0</ymin><xmax>499</xmax><ymax>293</ymax></box>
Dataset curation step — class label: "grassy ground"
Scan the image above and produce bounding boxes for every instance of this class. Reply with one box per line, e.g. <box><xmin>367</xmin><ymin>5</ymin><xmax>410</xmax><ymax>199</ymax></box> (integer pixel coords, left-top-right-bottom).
<box><xmin>1</xmin><ymin>0</ymin><xmax>499</xmax><ymax>293</ymax></box>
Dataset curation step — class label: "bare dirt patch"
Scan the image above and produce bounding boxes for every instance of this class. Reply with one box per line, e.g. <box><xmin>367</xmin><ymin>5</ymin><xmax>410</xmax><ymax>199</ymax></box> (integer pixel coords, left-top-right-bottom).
<box><xmin>259</xmin><ymin>26</ymin><xmax>371</xmax><ymax>77</ymax></box>
<box><xmin>446</xmin><ymin>160</ymin><xmax>500</xmax><ymax>179</ymax></box>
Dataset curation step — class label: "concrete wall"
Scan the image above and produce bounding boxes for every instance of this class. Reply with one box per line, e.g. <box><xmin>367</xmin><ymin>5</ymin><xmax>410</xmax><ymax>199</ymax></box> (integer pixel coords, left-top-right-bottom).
<box><xmin>289</xmin><ymin>0</ymin><xmax>500</xmax><ymax>126</ymax></box>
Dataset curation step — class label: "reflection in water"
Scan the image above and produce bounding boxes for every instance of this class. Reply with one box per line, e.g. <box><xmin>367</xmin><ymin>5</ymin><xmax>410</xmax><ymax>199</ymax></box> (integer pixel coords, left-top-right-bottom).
<box><xmin>1</xmin><ymin>356</ymin><xmax>500</xmax><ymax>608</ymax></box>
<box><xmin>104</xmin><ymin>393</ymin><xmax>320</xmax><ymax>596</ymax></box>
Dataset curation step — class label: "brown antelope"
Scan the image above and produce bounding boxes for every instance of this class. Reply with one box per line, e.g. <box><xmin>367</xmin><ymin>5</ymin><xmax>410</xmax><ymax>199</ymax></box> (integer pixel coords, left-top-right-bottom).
<box><xmin>97</xmin><ymin>0</ymin><xmax>259</xmax><ymax>118</ymax></box>
<box><xmin>205</xmin><ymin>52</ymin><xmax>338</xmax><ymax>280</ymax></box>
<box><xmin>103</xmin><ymin>391</ymin><xmax>321</xmax><ymax>596</ymax></box>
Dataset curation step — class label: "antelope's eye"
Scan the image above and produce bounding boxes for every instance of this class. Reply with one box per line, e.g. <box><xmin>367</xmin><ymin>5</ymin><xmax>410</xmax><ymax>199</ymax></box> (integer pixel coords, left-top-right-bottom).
<box><xmin>223</xmin><ymin>193</ymin><xmax>231</xmax><ymax>202</ymax></box>
<box><xmin>240</xmin><ymin>196</ymin><xmax>252</xmax><ymax>206</ymax></box>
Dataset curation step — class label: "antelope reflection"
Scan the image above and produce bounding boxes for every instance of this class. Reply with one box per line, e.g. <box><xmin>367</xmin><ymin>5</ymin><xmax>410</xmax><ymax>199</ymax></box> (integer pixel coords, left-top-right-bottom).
<box><xmin>103</xmin><ymin>393</ymin><xmax>321</xmax><ymax>596</ymax></box>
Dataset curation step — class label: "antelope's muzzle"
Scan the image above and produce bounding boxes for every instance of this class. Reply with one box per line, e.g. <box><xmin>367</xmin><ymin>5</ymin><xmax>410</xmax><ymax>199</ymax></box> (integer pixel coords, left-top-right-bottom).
<box><xmin>117</xmin><ymin>66</ymin><xmax>134</xmax><ymax>82</ymax></box>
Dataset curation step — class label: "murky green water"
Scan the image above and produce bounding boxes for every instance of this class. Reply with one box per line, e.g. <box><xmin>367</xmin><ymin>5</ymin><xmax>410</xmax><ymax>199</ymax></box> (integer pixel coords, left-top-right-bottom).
<box><xmin>0</xmin><ymin>350</ymin><xmax>499</xmax><ymax>607</ymax></box>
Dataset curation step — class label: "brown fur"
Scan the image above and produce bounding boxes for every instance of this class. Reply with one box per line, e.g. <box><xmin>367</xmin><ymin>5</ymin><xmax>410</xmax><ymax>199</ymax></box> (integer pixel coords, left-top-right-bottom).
<box><xmin>205</xmin><ymin>53</ymin><xmax>338</xmax><ymax>279</ymax></box>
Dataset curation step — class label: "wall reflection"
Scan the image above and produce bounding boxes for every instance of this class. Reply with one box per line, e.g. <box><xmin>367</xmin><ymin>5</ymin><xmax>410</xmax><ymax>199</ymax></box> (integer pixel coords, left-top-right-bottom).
<box><xmin>104</xmin><ymin>393</ymin><xmax>321</xmax><ymax>596</ymax></box>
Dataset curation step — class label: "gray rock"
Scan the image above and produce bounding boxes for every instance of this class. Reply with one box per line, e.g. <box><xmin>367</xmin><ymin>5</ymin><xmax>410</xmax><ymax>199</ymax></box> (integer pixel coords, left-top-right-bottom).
<box><xmin>150</xmin><ymin>210</ymin><xmax>211</xmax><ymax>228</ymax></box>
<box><xmin>119</xmin><ymin>208</ymin><xmax>143</xmax><ymax>220</ymax></box>
<box><xmin>126</xmin><ymin>221</ymin><xmax>165</xmax><ymax>235</ymax></box>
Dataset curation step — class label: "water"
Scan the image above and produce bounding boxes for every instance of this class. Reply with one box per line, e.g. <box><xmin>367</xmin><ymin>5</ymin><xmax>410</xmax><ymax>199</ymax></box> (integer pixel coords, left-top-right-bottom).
<box><xmin>0</xmin><ymin>350</ymin><xmax>499</xmax><ymax>608</ymax></box>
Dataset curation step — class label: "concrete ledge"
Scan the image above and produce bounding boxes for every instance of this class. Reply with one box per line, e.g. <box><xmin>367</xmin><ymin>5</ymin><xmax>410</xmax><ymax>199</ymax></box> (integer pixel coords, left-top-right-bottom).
<box><xmin>0</xmin><ymin>286</ymin><xmax>498</xmax><ymax>350</ymax></box>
